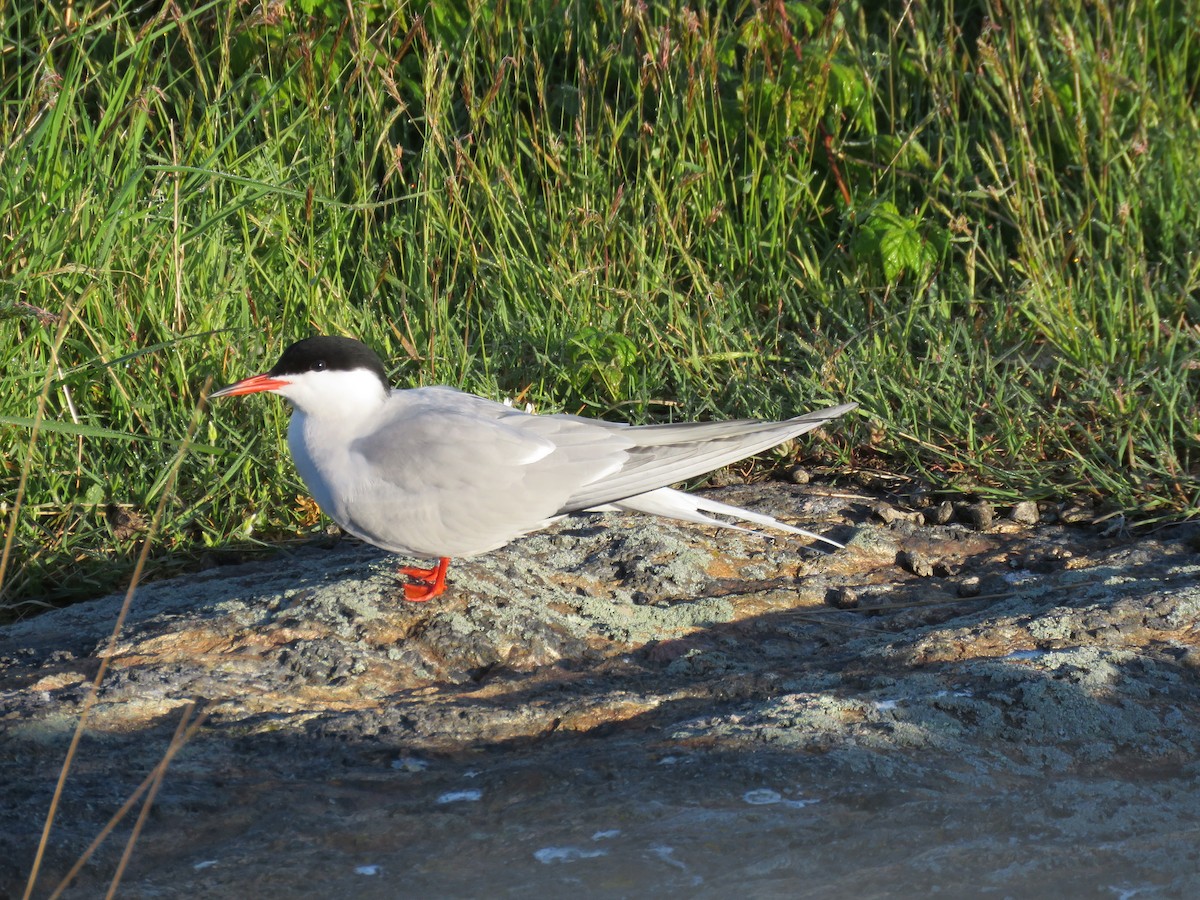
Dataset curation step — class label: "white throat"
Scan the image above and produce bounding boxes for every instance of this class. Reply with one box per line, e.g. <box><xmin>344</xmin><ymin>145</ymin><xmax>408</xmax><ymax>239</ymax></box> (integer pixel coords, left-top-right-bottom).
<box><xmin>274</xmin><ymin>367</ymin><xmax>390</xmax><ymax>422</ymax></box>
<box><xmin>278</xmin><ymin>368</ymin><xmax>391</xmax><ymax>522</ymax></box>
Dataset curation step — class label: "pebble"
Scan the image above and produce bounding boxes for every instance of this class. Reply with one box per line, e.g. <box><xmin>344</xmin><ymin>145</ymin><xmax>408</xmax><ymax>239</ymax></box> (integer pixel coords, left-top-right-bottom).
<box><xmin>1059</xmin><ymin>503</ymin><xmax>1094</xmax><ymax>524</ymax></box>
<box><xmin>898</xmin><ymin>550</ymin><xmax>936</xmax><ymax>578</ymax></box>
<box><xmin>873</xmin><ymin>502</ymin><xmax>921</xmax><ymax>525</ymax></box>
<box><xmin>826</xmin><ymin>587</ymin><xmax>860</xmax><ymax>609</ymax></box>
<box><xmin>924</xmin><ymin>500</ymin><xmax>955</xmax><ymax>525</ymax></box>
<box><xmin>1008</xmin><ymin>501</ymin><xmax>1040</xmax><ymax>525</ymax></box>
<box><xmin>959</xmin><ymin>501</ymin><xmax>995</xmax><ymax>530</ymax></box>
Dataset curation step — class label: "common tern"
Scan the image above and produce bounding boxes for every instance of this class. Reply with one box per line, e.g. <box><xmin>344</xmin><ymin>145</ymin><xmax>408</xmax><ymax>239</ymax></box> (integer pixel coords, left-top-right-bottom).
<box><xmin>210</xmin><ymin>336</ymin><xmax>856</xmax><ymax>601</ymax></box>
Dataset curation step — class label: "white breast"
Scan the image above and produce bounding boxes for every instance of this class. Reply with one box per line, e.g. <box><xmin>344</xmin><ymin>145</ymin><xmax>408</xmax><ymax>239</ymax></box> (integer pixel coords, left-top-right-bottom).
<box><xmin>287</xmin><ymin>410</ymin><xmax>350</xmax><ymax>524</ymax></box>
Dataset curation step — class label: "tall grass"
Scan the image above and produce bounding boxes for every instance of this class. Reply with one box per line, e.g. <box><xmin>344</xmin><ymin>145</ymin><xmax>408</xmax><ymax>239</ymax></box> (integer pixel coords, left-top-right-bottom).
<box><xmin>2</xmin><ymin>0</ymin><xmax>1198</xmax><ymax>612</ymax></box>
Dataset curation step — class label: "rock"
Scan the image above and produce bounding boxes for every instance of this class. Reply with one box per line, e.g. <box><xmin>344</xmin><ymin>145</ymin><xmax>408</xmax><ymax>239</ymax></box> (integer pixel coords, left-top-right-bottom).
<box><xmin>924</xmin><ymin>500</ymin><xmax>955</xmax><ymax>525</ymax></box>
<box><xmin>1058</xmin><ymin>502</ymin><xmax>1094</xmax><ymax>524</ymax></box>
<box><xmin>3</xmin><ymin>483</ymin><xmax>1200</xmax><ymax>898</ymax></box>
<box><xmin>957</xmin><ymin>576</ymin><xmax>982</xmax><ymax>597</ymax></box>
<box><xmin>825</xmin><ymin>586</ymin><xmax>860</xmax><ymax>609</ymax></box>
<box><xmin>897</xmin><ymin>549</ymin><xmax>936</xmax><ymax>577</ymax></box>
<box><xmin>1009</xmin><ymin>501</ymin><xmax>1040</xmax><ymax>525</ymax></box>
<box><xmin>872</xmin><ymin>502</ymin><xmax>921</xmax><ymax>525</ymax></box>
<box><xmin>959</xmin><ymin>500</ymin><xmax>995</xmax><ymax>530</ymax></box>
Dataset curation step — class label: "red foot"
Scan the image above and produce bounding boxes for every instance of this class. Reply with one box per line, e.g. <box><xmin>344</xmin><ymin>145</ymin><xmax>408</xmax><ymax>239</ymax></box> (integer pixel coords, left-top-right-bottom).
<box><xmin>398</xmin><ymin>557</ymin><xmax>451</xmax><ymax>602</ymax></box>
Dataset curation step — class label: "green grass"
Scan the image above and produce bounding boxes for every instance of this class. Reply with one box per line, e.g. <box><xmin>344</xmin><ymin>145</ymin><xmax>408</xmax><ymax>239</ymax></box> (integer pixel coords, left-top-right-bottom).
<box><xmin>2</xmin><ymin>0</ymin><xmax>1198</xmax><ymax>613</ymax></box>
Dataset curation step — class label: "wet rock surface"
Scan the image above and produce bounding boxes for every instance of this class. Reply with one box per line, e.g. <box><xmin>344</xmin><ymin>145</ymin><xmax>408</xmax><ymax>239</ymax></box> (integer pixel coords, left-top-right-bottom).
<box><xmin>2</xmin><ymin>484</ymin><xmax>1200</xmax><ymax>898</ymax></box>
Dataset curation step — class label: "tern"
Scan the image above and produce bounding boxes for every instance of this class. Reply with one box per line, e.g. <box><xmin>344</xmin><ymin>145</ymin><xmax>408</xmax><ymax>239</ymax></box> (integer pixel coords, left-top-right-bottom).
<box><xmin>210</xmin><ymin>336</ymin><xmax>856</xmax><ymax>601</ymax></box>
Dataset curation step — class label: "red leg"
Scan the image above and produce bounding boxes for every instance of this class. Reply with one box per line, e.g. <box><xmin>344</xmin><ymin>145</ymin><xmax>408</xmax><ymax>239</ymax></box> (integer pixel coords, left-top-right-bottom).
<box><xmin>397</xmin><ymin>557</ymin><xmax>451</xmax><ymax>602</ymax></box>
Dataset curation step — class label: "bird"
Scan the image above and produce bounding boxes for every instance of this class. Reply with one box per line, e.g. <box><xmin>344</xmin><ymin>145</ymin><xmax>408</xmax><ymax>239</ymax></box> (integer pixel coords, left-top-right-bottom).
<box><xmin>209</xmin><ymin>336</ymin><xmax>856</xmax><ymax>601</ymax></box>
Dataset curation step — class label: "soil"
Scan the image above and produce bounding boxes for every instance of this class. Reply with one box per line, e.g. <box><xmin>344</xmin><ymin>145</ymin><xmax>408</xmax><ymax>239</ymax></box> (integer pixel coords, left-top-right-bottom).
<box><xmin>3</xmin><ymin>484</ymin><xmax>1200</xmax><ymax>898</ymax></box>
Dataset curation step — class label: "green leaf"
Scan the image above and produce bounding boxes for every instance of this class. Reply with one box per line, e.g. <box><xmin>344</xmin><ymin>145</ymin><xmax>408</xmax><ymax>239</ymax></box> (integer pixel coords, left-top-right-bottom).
<box><xmin>567</xmin><ymin>327</ymin><xmax>640</xmax><ymax>400</ymax></box>
<box><xmin>0</xmin><ymin>415</ymin><xmax>222</xmax><ymax>454</ymax></box>
<box><xmin>879</xmin><ymin>217</ymin><xmax>924</xmax><ymax>282</ymax></box>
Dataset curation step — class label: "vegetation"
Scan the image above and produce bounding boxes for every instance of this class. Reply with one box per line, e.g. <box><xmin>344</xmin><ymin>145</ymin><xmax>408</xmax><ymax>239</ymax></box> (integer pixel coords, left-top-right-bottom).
<box><xmin>2</xmin><ymin>0</ymin><xmax>1198</xmax><ymax>612</ymax></box>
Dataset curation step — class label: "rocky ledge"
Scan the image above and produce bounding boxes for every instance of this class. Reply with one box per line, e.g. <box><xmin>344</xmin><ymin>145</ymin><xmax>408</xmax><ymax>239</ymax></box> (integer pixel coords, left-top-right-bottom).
<box><xmin>3</xmin><ymin>484</ymin><xmax>1199</xmax><ymax>898</ymax></box>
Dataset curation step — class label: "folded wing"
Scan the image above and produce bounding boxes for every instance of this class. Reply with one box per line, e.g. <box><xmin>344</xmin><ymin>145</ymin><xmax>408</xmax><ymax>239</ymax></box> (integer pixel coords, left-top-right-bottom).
<box><xmin>348</xmin><ymin>386</ymin><xmax>855</xmax><ymax>556</ymax></box>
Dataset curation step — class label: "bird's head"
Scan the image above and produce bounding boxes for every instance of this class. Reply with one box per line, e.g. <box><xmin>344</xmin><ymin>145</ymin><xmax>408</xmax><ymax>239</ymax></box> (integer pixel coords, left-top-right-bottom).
<box><xmin>210</xmin><ymin>335</ymin><xmax>391</xmax><ymax>418</ymax></box>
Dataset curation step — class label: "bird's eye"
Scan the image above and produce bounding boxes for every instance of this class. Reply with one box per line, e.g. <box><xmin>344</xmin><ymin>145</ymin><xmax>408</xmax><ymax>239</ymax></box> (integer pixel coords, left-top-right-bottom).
<box><xmin>313</xmin><ymin>360</ymin><xmax>327</xmax><ymax>371</ymax></box>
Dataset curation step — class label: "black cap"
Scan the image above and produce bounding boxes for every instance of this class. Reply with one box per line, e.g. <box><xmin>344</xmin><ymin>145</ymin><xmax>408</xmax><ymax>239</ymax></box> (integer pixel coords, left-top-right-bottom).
<box><xmin>268</xmin><ymin>336</ymin><xmax>390</xmax><ymax>388</ymax></box>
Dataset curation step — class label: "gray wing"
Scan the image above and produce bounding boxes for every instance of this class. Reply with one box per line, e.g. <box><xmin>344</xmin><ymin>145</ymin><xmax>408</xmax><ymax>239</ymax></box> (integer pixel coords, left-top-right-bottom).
<box><xmin>345</xmin><ymin>388</ymin><xmax>630</xmax><ymax>554</ymax></box>
<box><xmin>549</xmin><ymin>402</ymin><xmax>859</xmax><ymax>512</ymax></box>
<box><xmin>348</xmin><ymin>387</ymin><xmax>854</xmax><ymax>553</ymax></box>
